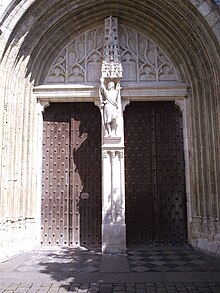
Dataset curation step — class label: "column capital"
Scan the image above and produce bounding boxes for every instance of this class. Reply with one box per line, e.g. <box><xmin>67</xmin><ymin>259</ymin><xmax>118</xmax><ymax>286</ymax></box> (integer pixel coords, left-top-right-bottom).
<box><xmin>37</xmin><ymin>99</ymin><xmax>50</xmax><ymax>113</ymax></box>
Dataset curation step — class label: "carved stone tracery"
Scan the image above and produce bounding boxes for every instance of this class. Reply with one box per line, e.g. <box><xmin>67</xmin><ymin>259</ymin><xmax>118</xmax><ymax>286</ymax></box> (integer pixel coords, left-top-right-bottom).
<box><xmin>46</xmin><ymin>27</ymin><xmax>104</xmax><ymax>84</ymax></box>
<box><xmin>45</xmin><ymin>25</ymin><xmax>180</xmax><ymax>84</ymax></box>
<box><xmin>119</xmin><ymin>25</ymin><xmax>180</xmax><ymax>82</ymax></box>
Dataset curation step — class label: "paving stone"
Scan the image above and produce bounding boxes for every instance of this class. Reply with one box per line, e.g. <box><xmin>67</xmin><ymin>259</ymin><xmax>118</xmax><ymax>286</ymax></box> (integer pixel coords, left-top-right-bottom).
<box><xmin>26</xmin><ymin>287</ymin><xmax>41</xmax><ymax>292</ymax></box>
<box><xmin>146</xmin><ymin>288</ymin><xmax>157</xmax><ymax>293</ymax></box>
<box><xmin>69</xmin><ymin>283</ymin><xmax>81</xmax><ymax>289</ymax></box>
<box><xmin>113</xmin><ymin>285</ymin><xmax>125</xmax><ymax>290</ymax></box>
<box><xmin>87</xmin><ymin>288</ymin><xmax>99</xmax><ymax>293</ymax></box>
<box><xmin>7</xmin><ymin>284</ymin><xmax>21</xmax><ymax>290</ymax></box>
<box><xmin>196</xmin><ymin>288</ymin><xmax>211</xmax><ymax>292</ymax></box>
<box><xmin>66</xmin><ymin>287</ymin><xmax>78</xmax><ymax>293</ymax></box>
<box><xmin>136</xmin><ymin>289</ymin><xmax>147</xmax><ymax>293</ymax></box>
<box><xmin>126</xmin><ymin>285</ymin><xmax>134</xmax><ymax>290</ymax></box>
<box><xmin>55</xmin><ymin>288</ymin><xmax>68</xmax><ymax>293</ymax></box>
<box><xmin>2</xmin><ymin>283</ymin><xmax>220</xmax><ymax>293</ymax></box>
<box><xmin>146</xmin><ymin>283</ymin><xmax>157</xmax><ymax>287</ymax></box>
<box><xmin>80</xmin><ymin>284</ymin><xmax>90</xmax><ymax>288</ymax></box>
<box><xmin>136</xmin><ymin>283</ymin><xmax>145</xmax><ymax>288</ymax></box>
<box><xmin>99</xmin><ymin>284</ymin><xmax>112</xmax><ymax>293</ymax></box>
<box><xmin>126</xmin><ymin>287</ymin><xmax>136</xmax><ymax>293</ymax></box>
<box><xmin>156</xmin><ymin>283</ymin><xmax>166</xmax><ymax>288</ymax></box>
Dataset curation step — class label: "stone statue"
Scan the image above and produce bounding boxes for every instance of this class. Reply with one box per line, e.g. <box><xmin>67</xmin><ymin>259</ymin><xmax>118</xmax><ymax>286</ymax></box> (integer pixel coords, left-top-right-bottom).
<box><xmin>99</xmin><ymin>77</ymin><xmax>121</xmax><ymax>137</ymax></box>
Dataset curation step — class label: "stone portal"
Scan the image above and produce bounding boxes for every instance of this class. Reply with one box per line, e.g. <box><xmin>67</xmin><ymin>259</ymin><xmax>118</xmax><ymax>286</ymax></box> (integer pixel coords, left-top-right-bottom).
<box><xmin>38</xmin><ymin>16</ymin><xmax>189</xmax><ymax>254</ymax></box>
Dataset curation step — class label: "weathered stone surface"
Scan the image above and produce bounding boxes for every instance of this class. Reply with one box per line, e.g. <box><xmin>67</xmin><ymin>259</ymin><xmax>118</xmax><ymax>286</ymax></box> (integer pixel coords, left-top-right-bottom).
<box><xmin>214</xmin><ymin>233</ymin><xmax>220</xmax><ymax>241</ymax></box>
<box><xmin>198</xmin><ymin>1</ymin><xmax>213</xmax><ymax>16</ymax></box>
<box><xmin>197</xmin><ymin>238</ymin><xmax>209</xmax><ymax>250</ymax></box>
<box><xmin>212</xmin><ymin>21</ymin><xmax>220</xmax><ymax>42</ymax></box>
<box><xmin>102</xmin><ymin>224</ymin><xmax>126</xmax><ymax>254</ymax></box>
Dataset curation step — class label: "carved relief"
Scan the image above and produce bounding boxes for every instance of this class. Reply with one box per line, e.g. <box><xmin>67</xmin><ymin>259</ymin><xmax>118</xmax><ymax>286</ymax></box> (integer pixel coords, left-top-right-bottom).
<box><xmin>45</xmin><ymin>24</ymin><xmax>180</xmax><ymax>84</ymax></box>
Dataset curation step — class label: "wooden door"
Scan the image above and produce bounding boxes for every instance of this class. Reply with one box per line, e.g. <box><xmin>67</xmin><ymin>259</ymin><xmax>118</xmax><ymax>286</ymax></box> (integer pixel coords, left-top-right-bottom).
<box><xmin>124</xmin><ymin>101</ymin><xmax>187</xmax><ymax>246</ymax></box>
<box><xmin>41</xmin><ymin>103</ymin><xmax>101</xmax><ymax>248</ymax></box>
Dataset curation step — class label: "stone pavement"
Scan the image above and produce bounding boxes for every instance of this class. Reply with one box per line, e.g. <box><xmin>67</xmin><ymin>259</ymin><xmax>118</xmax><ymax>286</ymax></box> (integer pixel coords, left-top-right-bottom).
<box><xmin>0</xmin><ymin>246</ymin><xmax>220</xmax><ymax>292</ymax></box>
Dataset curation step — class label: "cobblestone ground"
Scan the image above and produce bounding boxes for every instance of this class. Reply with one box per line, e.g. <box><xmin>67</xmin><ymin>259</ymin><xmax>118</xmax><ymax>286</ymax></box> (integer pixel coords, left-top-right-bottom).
<box><xmin>1</xmin><ymin>282</ymin><xmax>220</xmax><ymax>293</ymax></box>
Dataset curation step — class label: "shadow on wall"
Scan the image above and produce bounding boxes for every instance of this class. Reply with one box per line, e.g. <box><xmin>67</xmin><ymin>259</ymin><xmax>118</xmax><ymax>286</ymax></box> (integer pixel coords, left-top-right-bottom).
<box><xmin>69</xmin><ymin>103</ymin><xmax>102</xmax><ymax>250</ymax></box>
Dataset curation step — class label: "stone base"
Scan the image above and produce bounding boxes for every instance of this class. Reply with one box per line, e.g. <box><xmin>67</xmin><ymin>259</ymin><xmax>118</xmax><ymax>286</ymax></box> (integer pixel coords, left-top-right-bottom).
<box><xmin>0</xmin><ymin>220</ymin><xmax>39</xmax><ymax>262</ymax></box>
<box><xmin>102</xmin><ymin>223</ymin><xmax>126</xmax><ymax>254</ymax></box>
<box><xmin>190</xmin><ymin>218</ymin><xmax>220</xmax><ymax>255</ymax></box>
<box><xmin>190</xmin><ymin>237</ymin><xmax>220</xmax><ymax>255</ymax></box>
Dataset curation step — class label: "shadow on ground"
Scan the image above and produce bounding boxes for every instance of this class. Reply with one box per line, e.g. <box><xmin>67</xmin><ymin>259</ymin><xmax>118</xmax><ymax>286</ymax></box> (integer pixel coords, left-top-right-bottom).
<box><xmin>1</xmin><ymin>245</ymin><xmax>220</xmax><ymax>289</ymax></box>
<box><xmin>26</xmin><ymin>247</ymin><xmax>102</xmax><ymax>281</ymax></box>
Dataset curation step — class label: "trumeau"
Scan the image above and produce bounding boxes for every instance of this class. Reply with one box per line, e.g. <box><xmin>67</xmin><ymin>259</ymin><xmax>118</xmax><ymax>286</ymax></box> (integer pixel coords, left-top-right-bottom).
<box><xmin>45</xmin><ymin>23</ymin><xmax>180</xmax><ymax>85</ymax></box>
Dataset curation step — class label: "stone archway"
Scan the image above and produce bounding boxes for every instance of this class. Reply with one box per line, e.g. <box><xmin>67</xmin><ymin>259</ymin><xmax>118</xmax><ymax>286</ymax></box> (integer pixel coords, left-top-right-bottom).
<box><xmin>1</xmin><ymin>0</ymin><xmax>220</xmax><ymax>259</ymax></box>
<box><xmin>35</xmin><ymin>17</ymin><xmax>189</xmax><ymax>253</ymax></box>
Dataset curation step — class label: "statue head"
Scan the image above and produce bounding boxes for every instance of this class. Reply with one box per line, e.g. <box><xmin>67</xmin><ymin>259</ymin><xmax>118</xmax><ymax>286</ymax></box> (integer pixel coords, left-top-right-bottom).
<box><xmin>108</xmin><ymin>81</ymin><xmax>115</xmax><ymax>90</ymax></box>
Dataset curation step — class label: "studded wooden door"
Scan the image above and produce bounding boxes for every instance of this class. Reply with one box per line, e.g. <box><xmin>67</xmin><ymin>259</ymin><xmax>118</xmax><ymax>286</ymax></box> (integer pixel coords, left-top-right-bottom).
<box><xmin>124</xmin><ymin>101</ymin><xmax>187</xmax><ymax>246</ymax></box>
<box><xmin>41</xmin><ymin>103</ymin><xmax>101</xmax><ymax>248</ymax></box>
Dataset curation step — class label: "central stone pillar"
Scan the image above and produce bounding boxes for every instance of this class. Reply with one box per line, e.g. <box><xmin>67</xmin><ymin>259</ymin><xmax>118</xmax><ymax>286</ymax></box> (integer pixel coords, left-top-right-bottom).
<box><xmin>99</xmin><ymin>16</ymin><xmax>126</xmax><ymax>254</ymax></box>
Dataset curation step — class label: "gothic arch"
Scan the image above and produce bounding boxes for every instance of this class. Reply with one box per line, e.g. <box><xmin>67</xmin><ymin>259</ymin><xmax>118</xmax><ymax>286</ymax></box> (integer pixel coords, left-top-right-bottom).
<box><xmin>1</xmin><ymin>0</ymin><xmax>220</xmax><ymax>258</ymax></box>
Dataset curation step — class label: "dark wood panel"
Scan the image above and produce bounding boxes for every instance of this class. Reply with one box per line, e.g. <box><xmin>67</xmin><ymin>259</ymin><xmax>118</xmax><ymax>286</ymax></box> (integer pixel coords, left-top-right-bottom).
<box><xmin>41</xmin><ymin>104</ymin><xmax>71</xmax><ymax>246</ymax></box>
<box><xmin>41</xmin><ymin>103</ymin><xmax>101</xmax><ymax>248</ymax></box>
<box><xmin>124</xmin><ymin>102</ymin><xmax>187</xmax><ymax>246</ymax></box>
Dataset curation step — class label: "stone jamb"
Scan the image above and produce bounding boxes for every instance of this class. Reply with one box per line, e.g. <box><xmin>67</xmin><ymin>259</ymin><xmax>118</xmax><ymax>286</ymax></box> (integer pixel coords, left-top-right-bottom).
<box><xmin>175</xmin><ymin>97</ymin><xmax>193</xmax><ymax>242</ymax></box>
<box><xmin>34</xmin><ymin>100</ymin><xmax>50</xmax><ymax>246</ymax></box>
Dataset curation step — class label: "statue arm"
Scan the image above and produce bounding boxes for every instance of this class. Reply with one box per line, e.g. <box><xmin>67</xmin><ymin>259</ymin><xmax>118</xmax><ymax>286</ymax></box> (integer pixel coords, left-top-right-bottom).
<box><xmin>116</xmin><ymin>82</ymin><xmax>121</xmax><ymax>103</ymax></box>
<box><xmin>100</xmin><ymin>77</ymin><xmax>108</xmax><ymax>94</ymax></box>
<box><xmin>99</xmin><ymin>77</ymin><xmax>107</xmax><ymax>106</ymax></box>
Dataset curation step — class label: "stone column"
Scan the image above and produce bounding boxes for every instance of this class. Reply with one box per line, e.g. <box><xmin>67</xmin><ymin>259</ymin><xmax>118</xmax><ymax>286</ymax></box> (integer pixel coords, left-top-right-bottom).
<box><xmin>102</xmin><ymin>142</ymin><xmax>126</xmax><ymax>254</ymax></box>
<box><xmin>100</xmin><ymin>16</ymin><xmax>126</xmax><ymax>254</ymax></box>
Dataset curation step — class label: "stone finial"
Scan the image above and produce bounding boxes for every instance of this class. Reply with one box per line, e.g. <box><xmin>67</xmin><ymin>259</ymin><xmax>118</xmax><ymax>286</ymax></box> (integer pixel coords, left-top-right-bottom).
<box><xmin>102</xmin><ymin>16</ymin><xmax>123</xmax><ymax>79</ymax></box>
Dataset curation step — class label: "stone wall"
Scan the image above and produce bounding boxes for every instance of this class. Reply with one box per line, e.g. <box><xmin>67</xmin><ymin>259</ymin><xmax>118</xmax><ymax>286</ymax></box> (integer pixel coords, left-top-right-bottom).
<box><xmin>191</xmin><ymin>0</ymin><xmax>220</xmax><ymax>42</ymax></box>
<box><xmin>0</xmin><ymin>0</ymin><xmax>41</xmax><ymax>258</ymax></box>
